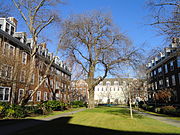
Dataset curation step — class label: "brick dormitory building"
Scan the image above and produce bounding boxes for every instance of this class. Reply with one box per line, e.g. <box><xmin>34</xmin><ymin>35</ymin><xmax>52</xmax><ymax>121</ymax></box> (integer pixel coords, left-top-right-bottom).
<box><xmin>146</xmin><ymin>38</ymin><xmax>180</xmax><ymax>104</ymax></box>
<box><xmin>0</xmin><ymin>17</ymin><xmax>71</xmax><ymax>104</ymax></box>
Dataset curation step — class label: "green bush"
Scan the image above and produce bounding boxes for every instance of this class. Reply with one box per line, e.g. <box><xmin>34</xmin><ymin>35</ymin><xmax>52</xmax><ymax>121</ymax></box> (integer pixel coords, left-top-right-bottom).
<box><xmin>154</xmin><ymin>107</ymin><xmax>161</xmax><ymax>113</ymax></box>
<box><xmin>71</xmin><ymin>100</ymin><xmax>84</xmax><ymax>108</ymax></box>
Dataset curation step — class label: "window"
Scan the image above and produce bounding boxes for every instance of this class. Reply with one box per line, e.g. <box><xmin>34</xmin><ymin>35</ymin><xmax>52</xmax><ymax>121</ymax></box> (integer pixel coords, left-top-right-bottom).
<box><xmin>0</xmin><ymin>87</ymin><xmax>11</xmax><ymax>101</ymax></box>
<box><xmin>172</xmin><ymin>75</ymin><xmax>176</xmax><ymax>86</ymax></box>
<box><xmin>170</xmin><ymin>61</ymin><xmax>174</xmax><ymax>71</ymax></box>
<box><xmin>155</xmin><ymin>82</ymin><xmax>157</xmax><ymax>89</ymax></box>
<box><xmin>150</xmin><ymin>72</ymin><xmax>153</xmax><ymax>77</ymax></box>
<box><xmin>28</xmin><ymin>90</ymin><xmax>33</xmax><ymax>101</ymax></box>
<box><xmin>152</xmin><ymin>83</ymin><xmax>154</xmax><ymax>90</ymax></box>
<box><xmin>0</xmin><ymin>65</ymin><xmax>13</xmax><ymax>79</ymax></box>
<box><xmin>3</xmin><ymin>43</ymin><xmax>9</xmax><ymax>55</ymax></box>
<box><xmin>5</xmin><ymin>23</ymin><xmax>10</xmax><ymax>33</ymax></box>
<box><xmin>159</xmin><ymin>80</ymin><xmax>163</xmax><ymax>87</ymax></box>
<box><xmin>158</xmin><ymin>67</ymin><xmax>162</xmax><ymax>74</ymax></box>
<box><xmin>165</xmin><ymin>64</ymin><xmax>168</xmax><ymax>73</ymax></box>
<box><xmin>37</xmin><ymin>91</ymin><xmax>41</xmax><ymax>101</ymax></box>
<box><xmin>22</xmin><ymin>52</ymin><xmax>27</xmax><ymax>64</ymax></box>
<box><xmin>31</xmin><ymin>74</ymin><xmax>34</xmax><ymax>84</ymax></box>
<box><xmin>154</xmin><ymin>70</ymin><xmax>156</xmax><ymax>76</ymax></box>
<box><xmin>179</xmin><ymin>73</ymin><xmax>180</xmax><ymax>84</ymax></box>
<box><xmin>106</xmin><ymin>81</ymin><xmax>111</xmax><ymax>86</ymax></box>
<box><xmin>20</xmin><ymin>70</ymin><xmax>26</xmax><ymax>82</ymax></box>
<box><xmin>114</xmin><ymin>81</ymin><xmax>119</xmax><ymax>86</ymax></box>
<box><xmin>11</xmin><ymin>26</ymin><xmax>15</xmax><ymax>35</ymax></box>
<box><xmin>177</xmin><ymin>56</ymin><xmax>180</xmax><ymax>67</ymax></box>
<box><xmin>166</xmin><ymin>77</ymin><xmax>170</xmax><ymax>87</ymax></box>
<box><xmin>9</xmin><ymin>45</ymin><xmax>15</xmax><ymax>56</ymax></box>
<box><xmin>44</xmin><ymin>92</ymin><xmax>48</xmax><ymax>101</ymax></box>
<box><xmin>39</xmin><ymin>75</ymin><xmax>42</xmax><ymax>84</ymax></box>
<box><xmin>18</xmin><ymin>89</ymin><xmax>24</xmax><ymax>102</ymax></box>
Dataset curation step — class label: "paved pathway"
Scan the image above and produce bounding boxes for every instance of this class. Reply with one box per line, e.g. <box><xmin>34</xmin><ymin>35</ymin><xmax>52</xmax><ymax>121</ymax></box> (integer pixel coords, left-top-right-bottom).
<box><xmin>133</xmin><ymin>109</ymin><xmax>180</xmax><ymax>128</ymax></box>
<box><xmin>0</xmin><ymin>108</ymin><xmax>86</xmax><ymax>135</ymax></box>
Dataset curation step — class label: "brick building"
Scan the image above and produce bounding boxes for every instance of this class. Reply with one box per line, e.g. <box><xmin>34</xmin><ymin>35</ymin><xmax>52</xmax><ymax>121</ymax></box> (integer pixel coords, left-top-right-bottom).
<box><xmin>146</xmin><ymin>38</ymin><xmax>180</xmax><ymax>104</ymax></box>
<box><xmin>70</xmin><ymin>79</ymin><xmax>89</xmax><ymax>102</ymax></box>
<box><xmin>0</xmin><ymin>17</ymin><xmax>71</xmax><ymax>104</ymax></box>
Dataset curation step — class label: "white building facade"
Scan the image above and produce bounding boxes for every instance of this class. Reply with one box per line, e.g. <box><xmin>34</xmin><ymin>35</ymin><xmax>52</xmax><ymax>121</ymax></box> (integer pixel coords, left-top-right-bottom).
<box><xmin>94</xmin><ymin>78</ymin><xmax>128</xmax><ymax>104</ymax></box>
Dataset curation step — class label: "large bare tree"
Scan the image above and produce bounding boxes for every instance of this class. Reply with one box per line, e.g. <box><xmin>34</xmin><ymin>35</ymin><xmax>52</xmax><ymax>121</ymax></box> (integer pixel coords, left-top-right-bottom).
<box><xmin>147</xmin><ymin>0</ymin><xmax>180</xmax><ymax>39</ymax></box>
<box><xmin>11</xmin><ymin>0</ymin><xmax>63</xmax><ymax>105</ymax></box>
<box><xmin>59</xmin><ymin>11</ymin><xmax>140</xmax><ymax>109</ymax></box>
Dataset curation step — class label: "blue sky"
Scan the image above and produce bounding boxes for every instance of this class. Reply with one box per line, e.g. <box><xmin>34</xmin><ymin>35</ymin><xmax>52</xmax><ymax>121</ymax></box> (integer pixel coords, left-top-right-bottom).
<box><xmin>57</xmin><ymin>0</ymin><xmax>165</xmax><ymax>52</ymax></box>
<box><xmin>7</xmin><ymin>0</ymin><xmax>166</xmax><ymax>53</ymax></box>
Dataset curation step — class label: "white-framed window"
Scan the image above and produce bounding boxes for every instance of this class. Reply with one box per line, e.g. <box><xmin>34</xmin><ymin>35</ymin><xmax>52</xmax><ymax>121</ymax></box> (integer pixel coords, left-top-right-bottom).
<box><xmin>39</xmin><ymin>75</ymin><xmax>42</xmax><ymax>84</ymax></box>
<box><xmin>3</xmin><ymin>42</ymin><xmax>9</xmax><ymax>55</ymax></box>
<box><xmin>172</xmin><ymin>75</ymin><xmax>176</xmax><ymax>86</ymax></box>
<box><xmin>22</xmin><ymin>52</ymin><xmax>27</xmax><ymax>64</ymax></box>
<box><xmin>114</xmin><ymin>81</ymin><xmax>119</xmax><ymax>86</ymax></box>
<box><xmin>31</xmin><ymin>74</ymin><xmax>35</xmax><ymax>84</ymax></box>
<box><xmin>0</xmin><ymin>64</ymin><xmax>13</xmax><ymax>80</ymax></box>
<box><xmin>44</xmin><ymin>92</ymin><xmax>48</xmax><ymax>101</ymax></box>
<box><xmin>28</xmin><ymin>90</ymin><xmax>33</xmax><ymax>102</ymax></box>
<box><xmin>0</xmin><ymin>87</ymin><xmax>11</xmax><ymax>101</ymax></box>
<box><xmin>155</xmin><ymin>82</ymin><xmax>157</xmax><ymax>89</ymax></box>
<box><xmin>158</xmin><ymin>67</ymin><xmax>162</xmax><ymax>73</ymax></box>
<box><xmin>20</xmin><ymin>70</ymin><xmax>26</xmax><ymax>82</ymax></box>
<box><xmin>159</xmin><ymin>79</ymin><xmax>163</xmax><ymax>87</ymax></box>
<box><xmin>37</xmin><ymin>91</ymin><xmax>41</xmax><ymax>101</ymax></box>
<box><xmin>106</xmin><ymin>81</ymin><xmax>111</xmax><ymax>86</ymax></box>
<box><xmin>165</xmin><ymin>64</ymin><xmax>168</xmax><ymax>73</ymax></box>
<box><xmin>18</xmin><ymin>89</ymin><xmax>24</xmax><ymax>102</ymax></box>
<box><xmin>166</xmin><ymin>77</ymin><xmax>170</xmax><ymax>87</ymax></box>
<box><xmin>154</xmin><ymin>70</ymin><xmax>156</xmax><ymax>76</ymax></box>
<box><xmin>9</xmin><ymin>45</ymin><xmax>15</xmax><ymax>56</ymax></box>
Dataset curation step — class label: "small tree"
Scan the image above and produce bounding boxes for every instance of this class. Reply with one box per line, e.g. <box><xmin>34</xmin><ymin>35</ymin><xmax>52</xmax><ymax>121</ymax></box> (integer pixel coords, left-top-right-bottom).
<box><xmin>59</xmin><ymin>11</ymin><xmax>140</xmax><ymax>109</ymax></box>
<box><xmin>154</xmin><ymin>88</ymin><xmax>172</xmax><ymax>104</ymax></box>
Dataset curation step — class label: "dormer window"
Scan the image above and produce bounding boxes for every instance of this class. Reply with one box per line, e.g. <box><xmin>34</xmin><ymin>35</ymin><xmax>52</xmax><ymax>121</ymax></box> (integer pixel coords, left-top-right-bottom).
<box><xmin>114</xmin><ymin>81</ymin><xmax>119</xmax><ymax>86</ymax></box>
<box><xmin>11</xmin><ymin>26</ymin><xmax>15</xmax><ymax>36</ymax></box>
<box><xmin>5</xmin><ymin>23</ymin><xmax>10</xmax><ymax>33</ymax></box>
<box><xmin>106</xmin><ymin>81</ymin><xmax>111</xmax><ymax>86</ymax></box>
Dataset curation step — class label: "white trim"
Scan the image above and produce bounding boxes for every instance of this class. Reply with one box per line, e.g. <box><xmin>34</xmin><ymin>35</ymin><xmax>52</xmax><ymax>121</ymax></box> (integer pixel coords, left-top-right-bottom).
<box><xmin>28</xmin><ymin>90</ymin><xmax>33</xmax><ymax>102</ymax></box>
<box><xmin>18</xmin><ymin>89</ymin><xmax>24</xmax><ymax>102</ymax></box>
<box><xmin>44</xmin><ymin>92</ymin><xmax>48</xmax><ymax>101</ymax></box>
<box><xmin>37</xmin><ymin>91</ymin><xmax>41</xmax><ymax>101</ymax></box>
<box><xmin>0</xmin><ymin>86</ymin><xmax>11</xmax><ymax>102</ymax></box>
<box><xmin>22</xmin><ymin>52</ymin><xmax>27</xmax><ymax>64</ymax></box>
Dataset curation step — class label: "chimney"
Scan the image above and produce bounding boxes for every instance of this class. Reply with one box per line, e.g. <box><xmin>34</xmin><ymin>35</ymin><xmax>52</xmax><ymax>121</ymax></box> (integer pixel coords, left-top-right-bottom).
<box><xmin>41</xmin><ymin>42</ymin><xmax>46</xmax><ymax>48</ymax></box>
<box><xmin>8</xmin><ymin>17</ymin><xmax>18</xmax><ymax>28</ymax></box>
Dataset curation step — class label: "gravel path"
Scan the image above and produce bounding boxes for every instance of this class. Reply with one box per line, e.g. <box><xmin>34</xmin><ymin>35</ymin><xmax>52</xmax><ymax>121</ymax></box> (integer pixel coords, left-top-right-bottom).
<box><xmin>133</xmin><ymin>109</ymin><xmax>180</xmax><ymax>128</ymax></box>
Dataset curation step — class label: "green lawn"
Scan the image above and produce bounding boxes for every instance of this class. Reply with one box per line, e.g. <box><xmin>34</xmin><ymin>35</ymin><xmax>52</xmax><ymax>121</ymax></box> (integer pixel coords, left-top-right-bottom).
<box><xmin>68</xmin><ymin>107</ymin><xmax>180</xmax><ymax>134</ymax></box>
<box><xmin>15</xmin><ymin>106</ymin><xmax>180</xmax><ymax>135</ymax></box>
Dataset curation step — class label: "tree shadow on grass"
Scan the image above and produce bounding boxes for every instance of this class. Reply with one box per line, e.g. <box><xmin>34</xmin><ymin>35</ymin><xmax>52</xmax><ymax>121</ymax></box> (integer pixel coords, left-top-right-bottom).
<box><xmin>0</xmin><ymin>117</ymin><xmax>177</xmax><ymax>135</ymax></box>
<box><xmin>106</xmin><ymin>108</ymin><xmax>144</xmax><ymax>119</ymax></box>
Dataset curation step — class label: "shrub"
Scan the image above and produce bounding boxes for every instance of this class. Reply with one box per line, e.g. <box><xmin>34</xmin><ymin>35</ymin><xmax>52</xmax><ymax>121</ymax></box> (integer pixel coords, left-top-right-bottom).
<box><xmin>154</xmin><ymin>107</ymin><xmax>161</xmax><ymax>113</ymax></box>
<box><xmin>71</xmin><ymin>101</ymin><xmax>84</xmax><ymax>108</ymax></box>
<box><xmin>161</xmin><ymin>106</ymin><xmax>176</xmax><ymax>115</ymax></box>
<box><xmin>5</xmin><ymin>108</ymin><xmax>15</xmax><ymax>117</ymax></box>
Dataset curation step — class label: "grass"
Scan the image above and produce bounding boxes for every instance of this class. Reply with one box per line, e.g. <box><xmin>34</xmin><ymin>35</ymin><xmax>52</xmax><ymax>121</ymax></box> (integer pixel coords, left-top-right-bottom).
<box><xmin>14</xmin><ymin>106</ymin><xmax>180</xmax><ymax>135</ymax></box>
<box><xmin>69</xmin><ymin>107</ymin><xmax>180</xmax><ymax>134</ymax></box>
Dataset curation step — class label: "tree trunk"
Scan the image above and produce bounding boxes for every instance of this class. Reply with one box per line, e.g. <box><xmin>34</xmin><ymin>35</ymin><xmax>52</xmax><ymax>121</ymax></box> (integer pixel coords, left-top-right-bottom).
<box><xmin>129</xmin><ymin>92</ymin><xmax>133</xmax><ymax>119</ymax></box>
<box><xmin>88</xmin><ymin>88</ymin><xmax>95</xmax><ymax>109</ymax></box>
